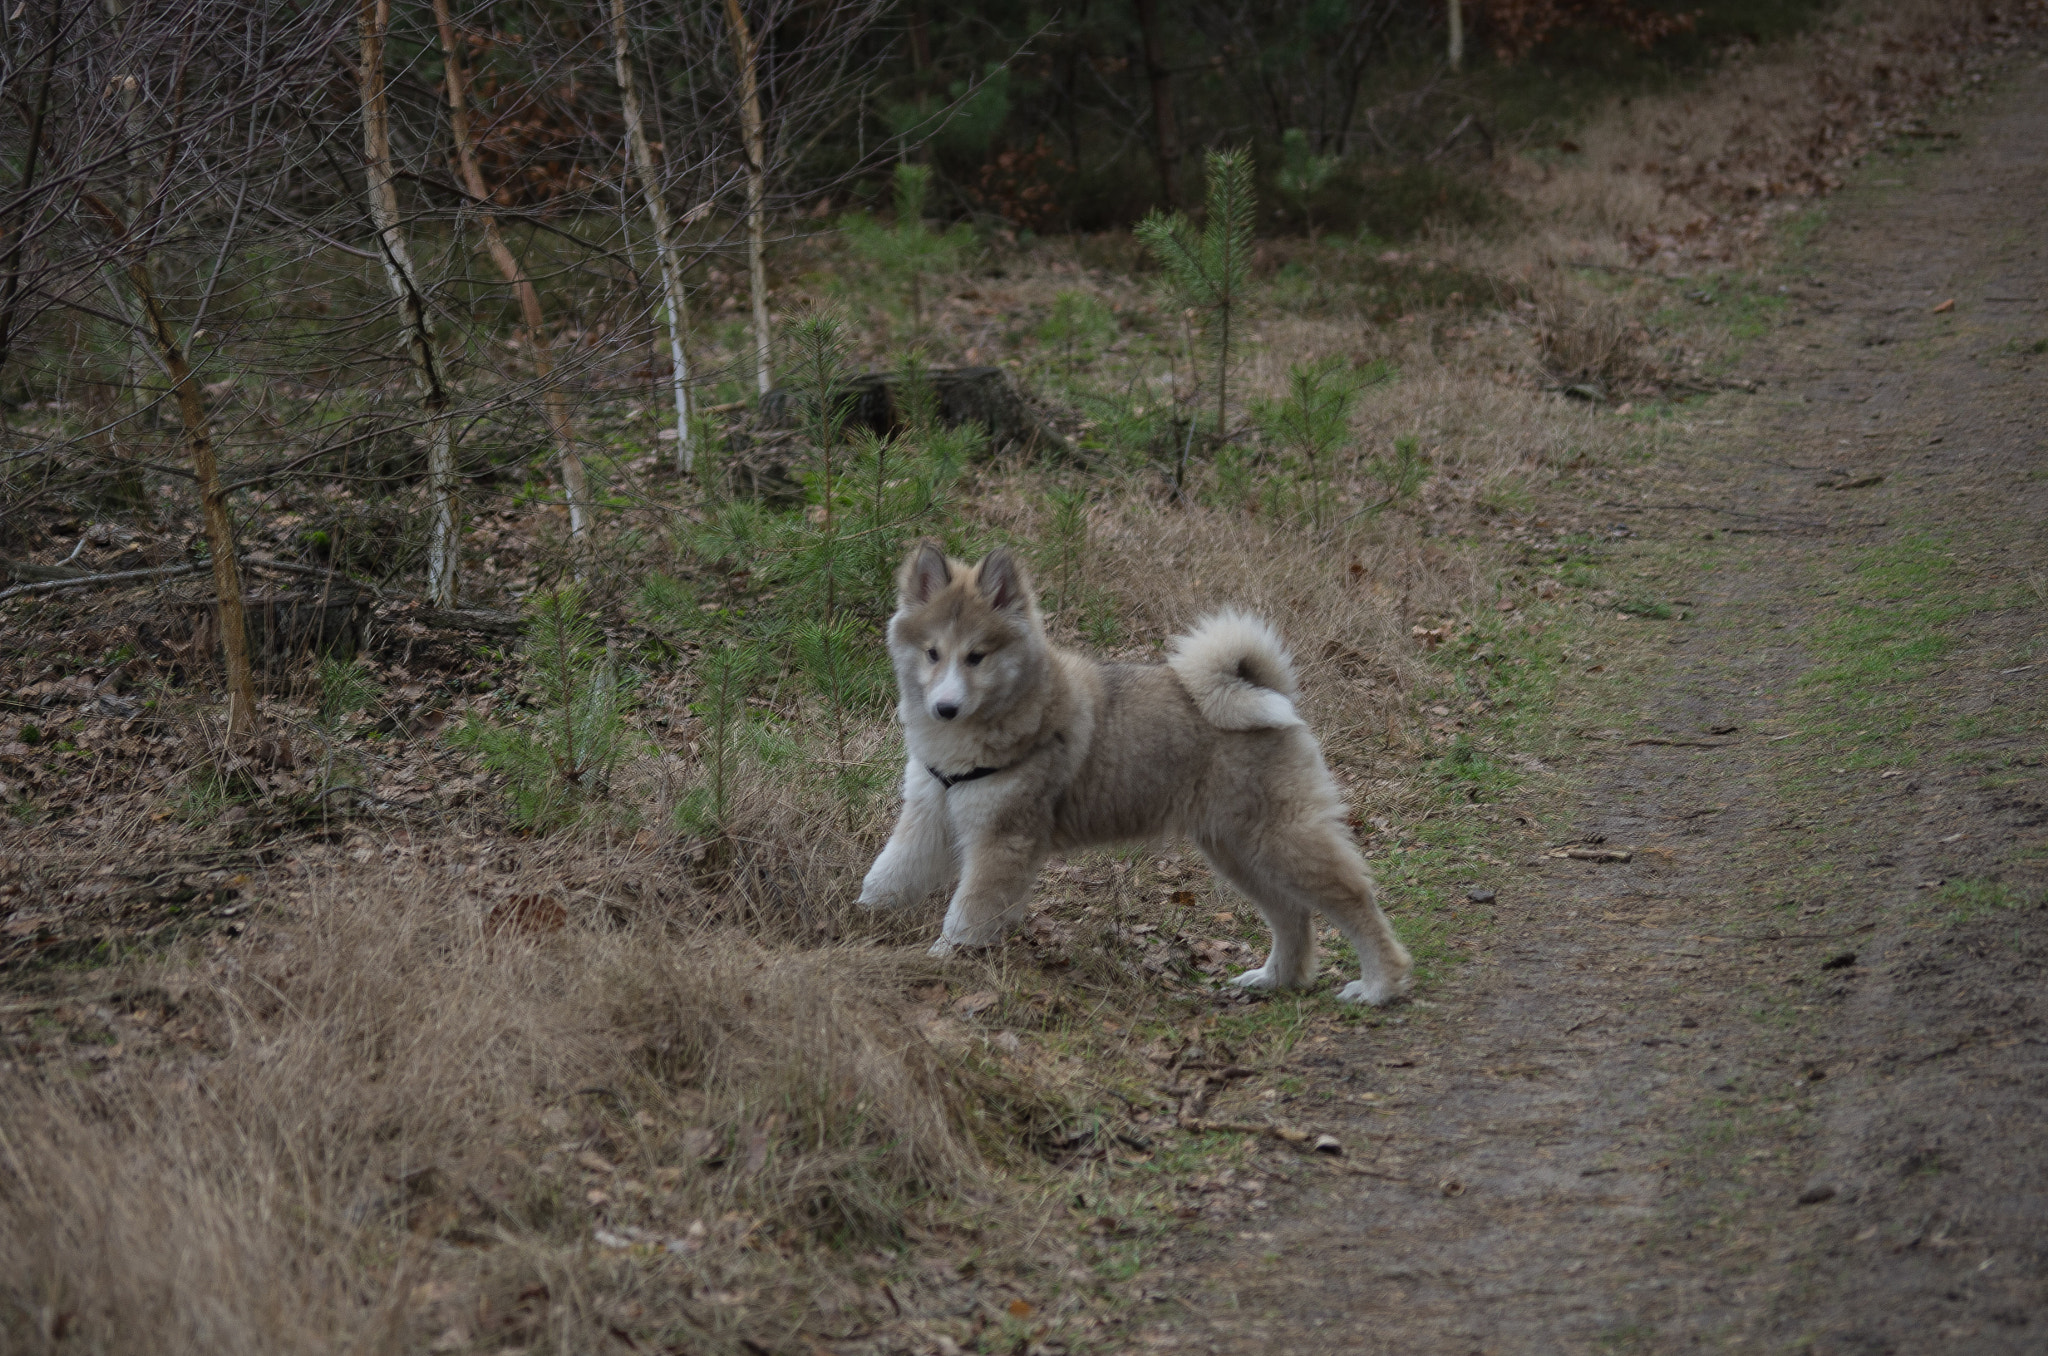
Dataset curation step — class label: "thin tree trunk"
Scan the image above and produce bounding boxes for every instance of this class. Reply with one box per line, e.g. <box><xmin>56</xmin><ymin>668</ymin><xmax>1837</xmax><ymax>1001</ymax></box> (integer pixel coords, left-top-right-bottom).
<box><xmin>82</xmin><ymin>195</ymin><xmax>258</xmax><ymax>737</ymax></box>
<box><xmin>608</xmin><ymin>0</ymin><xmax>694</xmax><ymax>473</ymax></box>
<box><xmin>428</xmin><ymin>0</ymin><xmax>589</xmax><ymax>541</ymax></box>
<box><xmin>0</xmin><ymin>17</ymin><xmax>61</xmax><ymax>384</ymax></box>
<box><xmin>1447</xmin><ymin>0</ymin><xmax>1464</xmax><ymax>71</ymax></box>
<box><xmin>724</xmin><ymin>0</ymin><xmax>772</xmax><ymax>395</ymax></box>
<box><xmin>1133</xmin><ymin>0</ymin><xmax>1180</xmax><ymax>209</ymax></box>
<box><xmin>359</xmin><ymin>0</ymin><xmax>461</xmax><ymax>604</ymax></box>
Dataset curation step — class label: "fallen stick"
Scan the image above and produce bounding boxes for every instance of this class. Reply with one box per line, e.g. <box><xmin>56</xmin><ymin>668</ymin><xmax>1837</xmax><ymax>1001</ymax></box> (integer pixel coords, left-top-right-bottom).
<box><xmin>0</xmin><ymin>562</ymin><xmax>201</xmax><ymax>602</ymax></box>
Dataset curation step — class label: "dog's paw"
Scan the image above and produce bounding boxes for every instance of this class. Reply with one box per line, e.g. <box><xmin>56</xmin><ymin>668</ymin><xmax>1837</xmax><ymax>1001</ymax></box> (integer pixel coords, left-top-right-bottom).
<box><xmin>931</xmin><ymin>927</ymin><xmax>1003</xmax><ymax>957</ymax></box>
<box><xmin>1336</xmin><ymin>975</ymin><xmax>1410</xmax><ymax>1007</ymax></box>
<box><xmin>1229</xmin><ymin>965</ymin><xmax>1279</xmax><ymax>992</ymax></box>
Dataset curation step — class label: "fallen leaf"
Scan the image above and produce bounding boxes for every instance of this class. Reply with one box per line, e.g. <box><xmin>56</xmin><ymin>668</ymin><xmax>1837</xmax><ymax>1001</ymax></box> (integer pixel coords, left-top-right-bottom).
<box><xmin>1007</xmin><ymin>1299</ymin><xmax>1035</xmax><ymax>1319</ymax></box>
<box><xmin>1931</xmin><ymin>298</ymin><xmax>1954</xmax><ymax>313</ymax></box>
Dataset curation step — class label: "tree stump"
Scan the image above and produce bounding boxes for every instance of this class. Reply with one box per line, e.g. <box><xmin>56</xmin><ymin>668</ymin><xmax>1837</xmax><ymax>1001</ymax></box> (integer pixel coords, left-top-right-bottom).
<box><xmin>758</xmin><ymin>366</ymin><xmax>1072</xmax><ymax>457</ymax></box>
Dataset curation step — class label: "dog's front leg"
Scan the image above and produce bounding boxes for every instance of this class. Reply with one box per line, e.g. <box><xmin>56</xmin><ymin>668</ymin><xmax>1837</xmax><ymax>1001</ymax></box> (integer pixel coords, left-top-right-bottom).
<box><xmin>930</xmin><ymin>825</ymin><xmax>1046</xmax><ymax>955</ymax></box>
<box><xmin>858</xmin><ymin>763</ymin><xmax>955</xmax><ymax>908</ymax></box>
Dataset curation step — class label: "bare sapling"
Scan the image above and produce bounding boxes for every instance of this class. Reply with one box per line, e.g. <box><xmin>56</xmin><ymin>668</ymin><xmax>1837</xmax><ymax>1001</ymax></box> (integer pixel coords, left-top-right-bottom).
<box><xmin>724</xmin><ymin>0</ymin><xmax>773</xmax><ymax>395</ymax></box>
<box><xmin>429</xmin><ymin>0</ymin><xmax>591</xmax><ymax>542</ymax></box>
<box><xmin>610</xmin><ymin>0</ymin><xmax>696</xmax><ymax>473</ymax></box>
<box><xmin>81</xmin><ymin>195</ymin><xmax>260</xmax><ymax>737</ymax></box>
<box><xmin>358</xmin><ymin>0</ymin><xmax>462</xmax><ymax>605</ymax></box>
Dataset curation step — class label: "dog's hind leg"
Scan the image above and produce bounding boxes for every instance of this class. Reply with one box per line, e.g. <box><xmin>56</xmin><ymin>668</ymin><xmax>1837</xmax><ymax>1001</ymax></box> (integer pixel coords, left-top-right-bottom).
<box><xmin>1284</xmin><ymin>822</ymin><xmax>1412</xmax><ymax>1006</ymax></box>
<box><xmin>1200</xmin><ymin>840</ymin><xmax>1317</xmax><ymax>992</ymax></box>
<box><xmin>859</xmin><ymin>763</ymin><xmax>956</xmax><ymax>908</ymax></box>
<box><xmin>1207</xmin><ymin>819</ymin><xmax>1412</xmax><ymax>1004</ymax></box>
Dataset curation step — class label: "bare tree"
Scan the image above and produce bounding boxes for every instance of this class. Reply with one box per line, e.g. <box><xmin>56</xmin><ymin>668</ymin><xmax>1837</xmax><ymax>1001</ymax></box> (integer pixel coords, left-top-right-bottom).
<box><xmin>428</xmin><ymin>0</ymin><xmax>591</xmax><ymax>544</ymax></box>
<box><xmin>610</xmin><ymin>0</ymin><xmax>697</xmax><ymax>473</ymax></box>
<box><xmin>359</xmin><ymin>0</ymin><xmax>462</xmax><ymax>604</ymax></box>
<box><xmin>83</xmin><ymin>193</ymin><xmax>260</xmax><ymax>736</ymax></box>
<box><xmin>724</xmin><ymin>0</ymin><xmax>773</xmax><ymax>396</ymax></box>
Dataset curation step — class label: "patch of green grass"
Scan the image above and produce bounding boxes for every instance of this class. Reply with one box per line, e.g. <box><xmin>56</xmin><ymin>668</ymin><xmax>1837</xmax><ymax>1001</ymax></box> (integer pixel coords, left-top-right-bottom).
<box><xmin>1930</xmin><ymin>877</ymin><xmax>2041</xmax><ymax>925</ymax></box>
<box><xmin>174</xmin><ymin>763</ymin><xmax>261</xmax><ymax>823</ymax></box>
<box><xmin>1799</xmin><ymin>535</ymin><xmax>1970</xmax><ymax>714</ymax></box>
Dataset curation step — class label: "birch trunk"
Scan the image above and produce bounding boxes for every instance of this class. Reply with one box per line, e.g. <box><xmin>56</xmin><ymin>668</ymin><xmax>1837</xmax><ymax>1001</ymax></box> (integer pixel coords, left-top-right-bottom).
<box><xmin>1447</xmin><ymin>0</ymin><xmax>1464</xmax><ymax>72</ymax></box>
<box><xmin>608</xmin><ymin>0</ymin><xmax>695</xmax><ymax>473</ymax></box>
<box><xmin>428</xmin><ymin>0</ymin><xmax>590</xmax><ymax>539</ymax></box>
<box><xmin>83</xmin><ymin>196</ymin><xmax>258</xmax><ymax>736</ymax></box>
<box><xmin>724</xmin><ymin>0</ymin><xmax>772</xmax><ymax>395</ymax></box>
<box><xmin>358</xmin><ymin>0</ymin><xmax>461</xmax><ymax>604</ymax></box>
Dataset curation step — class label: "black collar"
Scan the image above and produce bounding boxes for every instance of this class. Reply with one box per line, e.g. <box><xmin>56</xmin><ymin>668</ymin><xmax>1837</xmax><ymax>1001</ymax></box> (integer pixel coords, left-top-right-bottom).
<box><xmin>927</xmin><ymin>762</ymin><xmax>1008</xmax><ymax>789</ymax></box>
<box><xmin>925</xmin><ymin>731</ymin><xmax>1061</xmax><ymax>790</ymax></box>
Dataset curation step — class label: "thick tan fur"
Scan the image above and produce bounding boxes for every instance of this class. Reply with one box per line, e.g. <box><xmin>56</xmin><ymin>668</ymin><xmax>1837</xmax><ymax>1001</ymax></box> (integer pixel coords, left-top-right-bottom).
<box><xmin>859</xmin><ymin>542</ymin><xmax>1412</xmax><ymax>1005</ymax></box>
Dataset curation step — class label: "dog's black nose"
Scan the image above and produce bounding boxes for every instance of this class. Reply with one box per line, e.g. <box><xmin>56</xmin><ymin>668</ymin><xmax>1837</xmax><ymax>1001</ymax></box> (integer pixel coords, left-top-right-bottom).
<box><xmin>934</xmin><ymin>702</ymin><xmax>959</xmax><ymax>720</ymax></box>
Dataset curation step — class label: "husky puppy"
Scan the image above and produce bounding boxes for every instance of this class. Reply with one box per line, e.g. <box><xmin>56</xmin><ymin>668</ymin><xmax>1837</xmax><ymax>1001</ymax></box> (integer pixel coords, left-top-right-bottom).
<box><xmin>859</xmin><ymin>541</ymin><xmax>1412</xmax><ymax>1005</ymax></box>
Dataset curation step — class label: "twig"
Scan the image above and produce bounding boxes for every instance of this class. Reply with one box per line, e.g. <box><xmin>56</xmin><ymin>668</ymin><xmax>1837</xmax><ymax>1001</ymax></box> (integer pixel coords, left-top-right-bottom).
<box><xmin>1626</xmin><ymin>737</ymin><xmax>1737</xmax><ymax>748</ymax></box>
<box><xmin>0</xmin><ymin>562</ymin><xmax>201</xmax><ymax>602</ymax></box>
<box><xmin>1600</xmin><ymin>500</ymin><xmax>1833</xmax><ymax>528</ymax></box>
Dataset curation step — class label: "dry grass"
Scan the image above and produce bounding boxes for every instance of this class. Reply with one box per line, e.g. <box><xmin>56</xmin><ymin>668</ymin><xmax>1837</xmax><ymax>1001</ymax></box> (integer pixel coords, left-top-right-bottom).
<box><xmin>1496</xmin><ymin>0</ymin><xmax>2010</xmax><ymax>269</ymax></box>
<box><xmin>0</xmin><ymin>859</ymin><xmax>1023</xmax><ymax>1353</ymax></box>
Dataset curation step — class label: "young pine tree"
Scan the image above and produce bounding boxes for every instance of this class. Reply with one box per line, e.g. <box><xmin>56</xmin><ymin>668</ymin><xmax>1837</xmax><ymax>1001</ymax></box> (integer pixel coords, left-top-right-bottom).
<box><xmin>1134</xmin><ymin>145</ymin><xmax>1256</xmax><ymax>438</ymax></box>
<box><xmin>449</xmin><ymin>587</ymin><xmax>637</xmax><ymax>830</ymax></box>
<box><xmin>1254</xmin><ymin>357</ymin><xmax>1359</xmax><ymax>532</ymax></box>
<box><xmin>841</xmin><ymin>164</ymin><xmax>977</xmax><ymax>327</ymax></box>
<box><xmin>1276</xmin><ymin>129</ymin><xmax>1339</xmax><ymax>239</ymax></box>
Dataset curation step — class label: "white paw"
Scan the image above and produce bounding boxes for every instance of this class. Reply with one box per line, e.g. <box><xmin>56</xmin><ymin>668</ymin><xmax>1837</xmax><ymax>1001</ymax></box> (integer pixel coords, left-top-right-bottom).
<box><xmin>931</xmin><ymin>927</ymin><xmax>1000</xmax><ymax>957</ymax></box>
<box><xmin>1337</xmin><ymin>974</ymin><xmax>1411</xmax><ymax>1007</ymax></box>
<box><xmin>1230</xmin><ymin>965</ymin><xmax>1278</xmax><ymax>992</ymax></box>
<box><xmin>859</xmin><ymin>859</ymin><xmax>908</xmax><ymax>909</ymax></box>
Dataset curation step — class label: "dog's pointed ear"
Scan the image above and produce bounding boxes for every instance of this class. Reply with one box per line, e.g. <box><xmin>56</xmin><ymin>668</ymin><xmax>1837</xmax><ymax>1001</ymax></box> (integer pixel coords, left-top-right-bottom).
<box><xmin>977</xmin><ymin>549</ymin><xmax>1030</xmax><ymax>613</ymax></box>
<box><xmin>899</xmin><ymin>540</ymin><xmax>952</xmax><ymax>605</ymax></box>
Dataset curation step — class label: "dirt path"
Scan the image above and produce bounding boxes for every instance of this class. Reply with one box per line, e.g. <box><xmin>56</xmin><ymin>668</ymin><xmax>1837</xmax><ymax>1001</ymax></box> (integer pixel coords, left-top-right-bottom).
<box><xmin>1130</xmin><ymin>61</ymin><xmax>2048</xmax><ymax>1356</ymax></box>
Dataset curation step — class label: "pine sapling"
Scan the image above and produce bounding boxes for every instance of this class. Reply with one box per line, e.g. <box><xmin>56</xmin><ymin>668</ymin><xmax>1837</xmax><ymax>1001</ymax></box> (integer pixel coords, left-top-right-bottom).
<box><xmin>1254</xmin><ymin>357</ymin><xmax>1358</xmax><ymax>532</ymax></box>
<box><xmin>1046</xmin><ymin>485</ymin><xmax>1088</xmax><ymax>622</ymax></box>
<box><xmin>1134</xmin><ymin>145</ymin><xmax>1256</xmax><ymax>438</ymax></box>
<box><xmin>841</xmin><ymin>164</ymin><xmax>976</xmax><ymax>327</ymax></box>
<box><xmin>1276</xmin><ymin>129</ymin><xmax>1339</xmax><ymax>239</ymax></box>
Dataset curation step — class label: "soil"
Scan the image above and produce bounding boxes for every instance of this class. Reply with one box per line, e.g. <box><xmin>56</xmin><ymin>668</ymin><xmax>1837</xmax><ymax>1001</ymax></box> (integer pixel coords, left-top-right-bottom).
<box><xmin>1122</xmin><ymin>60</ymin><xmax>2048</xmax><ymax>1356</ymax></box>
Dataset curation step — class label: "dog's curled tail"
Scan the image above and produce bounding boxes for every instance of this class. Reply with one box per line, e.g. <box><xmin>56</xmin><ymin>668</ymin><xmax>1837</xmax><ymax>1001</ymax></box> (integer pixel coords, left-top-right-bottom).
<box><xmin>1167</xmin><ymin>610</ymin><xmax>1305</xmax><ymax>731</ymax></box>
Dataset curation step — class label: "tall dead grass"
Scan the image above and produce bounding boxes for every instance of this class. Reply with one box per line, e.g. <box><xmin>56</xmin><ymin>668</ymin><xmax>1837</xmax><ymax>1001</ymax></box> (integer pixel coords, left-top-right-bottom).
<box><xmin>0</xmin><ymin>859</ymin><xmax>1007</xmax><ymax>1353</ymax></box>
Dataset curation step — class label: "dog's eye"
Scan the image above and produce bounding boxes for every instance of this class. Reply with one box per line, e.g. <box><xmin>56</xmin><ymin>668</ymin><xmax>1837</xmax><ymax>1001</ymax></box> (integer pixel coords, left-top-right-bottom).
<box><xmin>925</xmin><ymin>648</ymin><xmax>939</xmax><ymax>664</ymax></box>
<box><xmin>965</xmin><ymin>652</ymin><xmax>985</xmax><ymax>666</ymax></box>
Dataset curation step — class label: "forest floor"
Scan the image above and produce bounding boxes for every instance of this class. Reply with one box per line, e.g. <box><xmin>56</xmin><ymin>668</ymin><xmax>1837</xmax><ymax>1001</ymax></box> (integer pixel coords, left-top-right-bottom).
<box><xmin>3</xmin><ymin>18</ymin><xmax>2045</xmax><ymax>1356</ymax></box>
<box><xmin>1124</xmin><ymin>58</ymin><xmax>2048</xmax><ymax>1356</ymax></box>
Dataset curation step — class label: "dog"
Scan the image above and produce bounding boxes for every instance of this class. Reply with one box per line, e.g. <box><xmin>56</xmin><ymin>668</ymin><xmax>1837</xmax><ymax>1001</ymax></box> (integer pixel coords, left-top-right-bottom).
<box><xmin>857</xmin><ymin>541</ymin><xmax>1412</xmax><ymax>1005</ymax></box>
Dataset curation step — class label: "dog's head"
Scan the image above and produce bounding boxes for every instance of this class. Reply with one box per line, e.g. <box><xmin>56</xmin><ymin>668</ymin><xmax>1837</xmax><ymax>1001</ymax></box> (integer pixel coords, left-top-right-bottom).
<box><xmin>887</xmin><ymin>541</ymin><xmax>1045</xmax><ymax>724</ymax></box>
